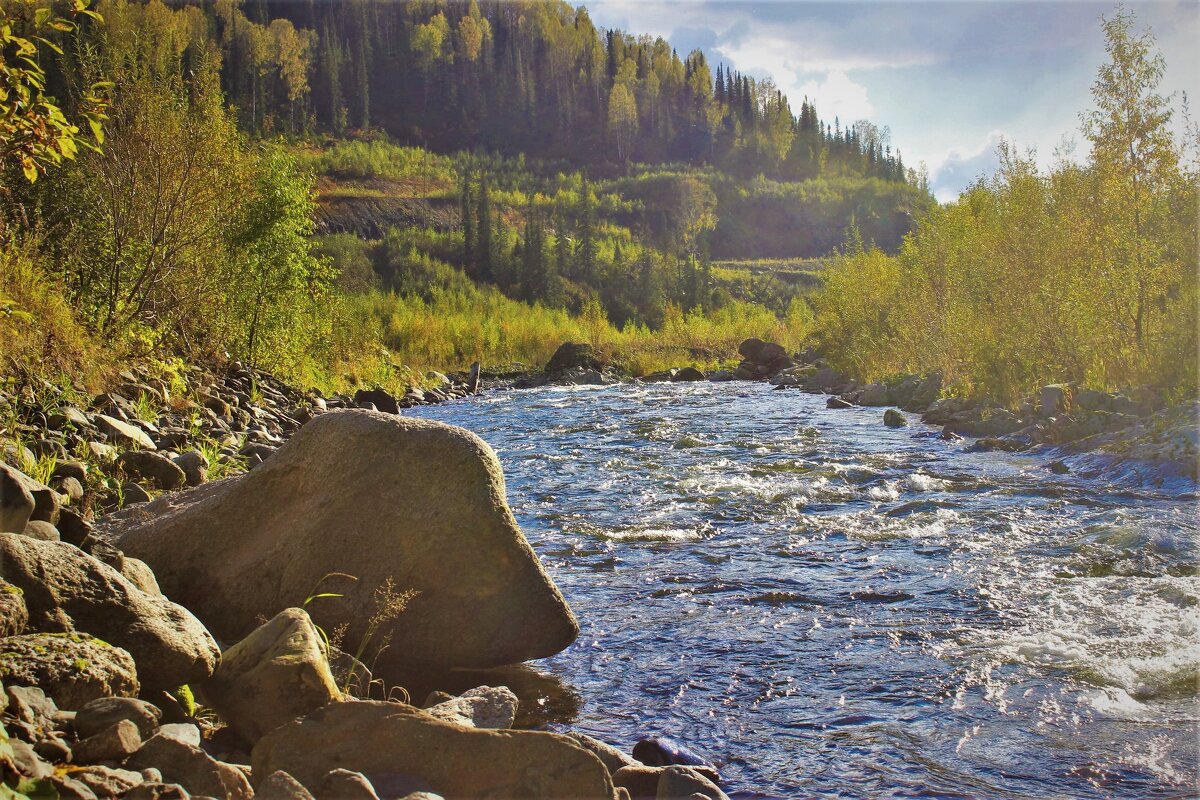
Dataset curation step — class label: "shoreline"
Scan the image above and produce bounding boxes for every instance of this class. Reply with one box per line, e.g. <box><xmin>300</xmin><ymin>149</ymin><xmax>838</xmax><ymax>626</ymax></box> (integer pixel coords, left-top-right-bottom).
<box><xmin>0</xmin><ymin>343</ymin><xmax>1193</xmax><ymax>800</ymax></box>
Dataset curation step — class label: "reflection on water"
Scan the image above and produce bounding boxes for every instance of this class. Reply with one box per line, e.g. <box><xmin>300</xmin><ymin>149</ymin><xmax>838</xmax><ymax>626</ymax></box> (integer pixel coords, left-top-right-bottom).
<box><xmin>408</xmin><ymin>382</ymin><xmax>1199</xmax><ymax>799</ymax></box>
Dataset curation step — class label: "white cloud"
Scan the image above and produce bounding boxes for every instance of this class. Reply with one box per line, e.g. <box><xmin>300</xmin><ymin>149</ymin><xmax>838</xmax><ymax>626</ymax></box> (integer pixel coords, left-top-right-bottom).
<box><xmin>794</xmin><ymin>70</ymin><xmax>875</xmax><ymax>123</ymax></box>
<box><xmin>927</xmin><ymin>130</ymin><xmax>1008</xmax><ymax>203</ymax></box>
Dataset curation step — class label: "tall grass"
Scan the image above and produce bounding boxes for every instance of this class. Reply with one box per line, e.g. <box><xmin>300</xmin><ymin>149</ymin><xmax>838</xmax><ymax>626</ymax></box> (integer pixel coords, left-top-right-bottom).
<box><xmin>349</xmin><ymin>283</ymin><xmax>812</xmax><ymax>376</ymax></box>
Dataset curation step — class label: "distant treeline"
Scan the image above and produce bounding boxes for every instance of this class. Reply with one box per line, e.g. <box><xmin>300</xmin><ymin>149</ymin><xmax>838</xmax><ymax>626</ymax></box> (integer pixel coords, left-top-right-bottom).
<box><xmin>48</xmin><ymin>0</ymin><xmax>919</xmax><ymax>186</ymax></box>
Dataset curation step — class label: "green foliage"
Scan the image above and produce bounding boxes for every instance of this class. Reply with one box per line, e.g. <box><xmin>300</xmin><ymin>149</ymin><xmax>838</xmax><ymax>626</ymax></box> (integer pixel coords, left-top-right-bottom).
<box><xmin>813</xmin><ymin>10</ymin><xmax>1197</xmax><ymax>402</ymax></box>
<box><xmin>0</xmin><ymin>0</ymin><xmax>108</xmax><ymax>182</ymax></box>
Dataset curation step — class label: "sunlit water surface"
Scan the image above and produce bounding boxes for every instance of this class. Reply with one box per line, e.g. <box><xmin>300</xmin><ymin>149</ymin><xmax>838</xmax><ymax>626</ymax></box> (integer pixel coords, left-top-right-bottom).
<box><xmin>408</xmin><ymin>382</ymin><xmax>1198</xmax><ymax>799</ymax></box>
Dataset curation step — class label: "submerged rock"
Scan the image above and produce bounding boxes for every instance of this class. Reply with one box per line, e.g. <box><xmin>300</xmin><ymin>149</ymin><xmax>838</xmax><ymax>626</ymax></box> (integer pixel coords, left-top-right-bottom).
<box><xmin>106</xmin><ymin>411</ymin><xmax>578</xmax><ymax>673</ymax></box>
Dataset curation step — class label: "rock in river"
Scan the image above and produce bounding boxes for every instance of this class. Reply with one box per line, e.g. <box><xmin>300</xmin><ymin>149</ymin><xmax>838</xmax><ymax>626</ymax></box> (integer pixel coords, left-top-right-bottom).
<box><xmin>104</xmin><ymin>410</ymin><xmax>579</xmax><ymax>673</ymax></box>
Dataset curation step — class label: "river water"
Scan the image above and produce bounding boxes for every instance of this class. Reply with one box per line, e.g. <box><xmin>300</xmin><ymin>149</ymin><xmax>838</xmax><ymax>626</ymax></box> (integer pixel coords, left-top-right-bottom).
<box><xmin>407</xmin><ymin>382</ymin><xmax>1198</xmax><ymax>799</ymax></box>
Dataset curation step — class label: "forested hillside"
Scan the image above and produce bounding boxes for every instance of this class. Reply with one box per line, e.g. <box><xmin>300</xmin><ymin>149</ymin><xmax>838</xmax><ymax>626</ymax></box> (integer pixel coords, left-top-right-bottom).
<box><xmin>1</xmin><ymin>1</ymin><xmax>1192</xmax><ymax>406</ymax></box>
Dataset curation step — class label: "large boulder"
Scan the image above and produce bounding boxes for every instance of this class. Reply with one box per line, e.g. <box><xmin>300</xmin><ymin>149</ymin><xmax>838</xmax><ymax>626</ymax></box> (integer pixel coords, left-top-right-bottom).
<box><xmin>0</xmin><ymin>533</ymin><xmax>220</xmax><ymax>691</ymax></box>
<box><xmin>251</xmin><ymin>701</ymin><xmax>616</xmax><ymax>800</ymax></box>
<box><xmin>544</xmin><ymin>342</ymin><xmax>601</xmax><ymax>375</ymax></box>
<box><xmin>0</xmin><ymin>633</ymin><xmax>139</xmax><ymax>709</ymax></box>
<box><xmin>199</xmin><ymin>608</ymin><xmax>341</xmax><ymax>744</ymax></box>
<box><xmin>105</xmin><ymin>411</ymin><xmax>578</xmax><ymax>672</ymax></box>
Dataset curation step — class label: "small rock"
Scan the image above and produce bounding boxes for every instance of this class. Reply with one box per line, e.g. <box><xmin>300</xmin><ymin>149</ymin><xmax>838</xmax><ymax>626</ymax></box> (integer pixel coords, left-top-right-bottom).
<box><xmin>0</xmin><ymin>578</ymin><xmax>29</xmax><ymax>636</ymax></box>
<box><xmin>121</xmin><ymin>557</ymin><xmax>162</xmax><ymax>595</ymax></box>
<box><xmin>47</xmin><ymin>774</ymin><xmax>99</xmax><ymax>800</ymax></box>
<box><xmin>424</xmin><ymin>685</ymin><xmax>517</xmax><ymax>729</ymax></box>
<box><xmin>6</xmin><ymin>684</ymin><xmax>59</xmax><ymax>727</ymax></box>
<box><xmin>87</xmin><ymin>441</ymin><xmax>118</xmax><ymax>462</ymax></box>
<box><xmin>826</xmin><ymin>397</ymin><xmax>854</xmax><ymax>409</ymax></box>
<box><xmin>94</xmin><ymin>415</ymin><xmax>157</xmax><ymax>450</ymax></box>
<box><xmin>0</xmin><ymin>633</ymin><xmax>139</xmax><ymax>709</ymax></box>
<box><xmin>256</xmin><ymin>771</ymin><xmax>315</xmax><ymax>800</ymax></box>
<box><xmin>122</xmin><ymin>482</ymin><xmax>152</xmax><ymax>506</ymax></box>
<box><xmin>172</xmin><ymin>452</ymin><xmax>210</xmax><ymax>488</ymax></box>
<box><xmin>73</xmin><ymin>766</ymin><xmax>146</xmax><ymax>796</ymax></box>
<box><xmin>21</xmin><ymin>520</ymin><xmax>61</xmax><ymax>541</ymax></box>
<box><xmin>1</xmin><ymin>462</ymin><xmax>36</xmax><ymax>533</ymax></box>
<box><xmin>656</xmin><ymin>765</ymin><xmax>729</xmax><ymax>800</ymax></box>
<box><xmin>130</xmin><ymin>734</ymin><xmax>253</xmax><ymax>800</ymax></box>
<box><xmin>57</xmin><ymin>508</ymin><xmax>93</xmax><ymax>547</ymax></box>
<box><xmin>124</xmin><ymin>783</ymin><xmax>191</xmax><ymax>800</ymax></box>
<box><xmin>34</xmin><ymin>734</ymin><xmax>73</xmax><ymax>763</ymax></box>
<box><xmin>199</xmin><ymin>608</ymin><xmax>340</xmax><ymax>745</ymax></box>
<box><xmin>157</xmin><ymin>723</ymin><xmax>202</xmax><ymax>747</ymax></box>
<box><xmin>1038</xmin><ymin>384</ymin><xmax>1072</xmax><ymax>418</ymax></box>
<box><xmin>1</xmin><ymin>462</ymin><xmax>58</xmax><ymax>525</ymax></box>
<box><xmin>52</xmin><ymin>462</ymin><xmax>89</xmax><ymax>483</ymax></box>
<box><xmin>1048</xmin><ymin>460</ymin><xmax>1070</xmax><ymax>475</ymax></box>
<box><xmin>353</xmin><ymin>389</ymin><xmax>400</xmax><ymax>416</ymax></box>
<box><xmin>119</xmin><ymin>452</ymin><xmax>186</xmax><ymax>491</ymax></box>
<box><xmin>73</xmin><ymin>718</ymin><xmax>143</xmax><ymax>764</ymax></box>
<box><xmin>858</xmin><ymin>384</ymin><xmax>889</xmax><ymax>406</ymax></box>
<box><xmin>319</xmin><ymin>769</ymin><xmax>381</xmax><ymax>800</ymax></box>
<box><xmin>56</xmin><ymin>476</ymin><xmax>86</xmax><ymax>502</ymax></box>
<box><xmin>8</xmin><ymin>737</ymin><xmax>53</xmax><ymax>779</ymax></box>
<box><xmin>613</xmin><ymin>765</ymin><xmax>660</xmax><ymax>800</ymax></box>
<box><xmin>883</xmin><ymin>409</ymin><xmax>907</xmax><ymax>428</ymax></box>
<box><xmin>670</xmin><ymin>368</ymin><xmax>705</xmax><ymax>383</ymax></box>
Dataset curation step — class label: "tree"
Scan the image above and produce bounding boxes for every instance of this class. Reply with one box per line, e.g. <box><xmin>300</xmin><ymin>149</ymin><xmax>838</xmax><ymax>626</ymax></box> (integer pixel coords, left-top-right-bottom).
<box><xmin>0</xmin><ymin>0</ymin><xmax>108</xmax><ymax>183</ymax></box>
<box><xmin>231</xmin><ymin>148</ymin><xmax>331</xmax><ymax>369</ymax></box>
<box><xmin>1083</xmin><ymin>8</ymin><xmax>1180</xmax><ymax>352</ymax></box>
<box><xmin>607</xmin><ymin>82</ymin><xmax>638</xmax><ymax>162</ymax></box>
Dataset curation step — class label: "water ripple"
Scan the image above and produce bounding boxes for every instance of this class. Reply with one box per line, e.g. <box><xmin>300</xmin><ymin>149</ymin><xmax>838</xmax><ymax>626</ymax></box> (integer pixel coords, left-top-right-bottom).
<box><xmin>408</xmin><ymin>382</ymin><xmax>1199</xmax><ymax>798</ymax></box>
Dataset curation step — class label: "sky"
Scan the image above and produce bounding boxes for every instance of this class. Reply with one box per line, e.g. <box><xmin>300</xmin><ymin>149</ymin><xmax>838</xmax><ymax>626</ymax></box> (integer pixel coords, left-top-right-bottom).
<box><xmin>584</xmin><ymin>0</ymin><xmax>1200</xmax><ymax>201</ymax></box>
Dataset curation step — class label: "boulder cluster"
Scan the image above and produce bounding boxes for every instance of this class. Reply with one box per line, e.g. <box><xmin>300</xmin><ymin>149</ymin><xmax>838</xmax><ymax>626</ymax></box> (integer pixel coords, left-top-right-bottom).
<box><xmin>0</xmin><ymin>360</ymin><xmax>735</xmax><ymax>799</ymax></box>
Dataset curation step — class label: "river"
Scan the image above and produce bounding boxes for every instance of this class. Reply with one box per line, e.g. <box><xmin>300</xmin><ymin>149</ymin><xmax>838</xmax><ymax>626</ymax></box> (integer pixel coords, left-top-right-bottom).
<box><xmin>407</xmin><ymin>381</ymin><xmax>1198</xmax><ymax>799</ymax></box>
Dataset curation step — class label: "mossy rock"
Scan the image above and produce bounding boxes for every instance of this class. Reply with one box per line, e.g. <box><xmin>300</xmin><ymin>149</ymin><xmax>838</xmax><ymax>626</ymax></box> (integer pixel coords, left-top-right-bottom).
<box><xmin>0</xmin><ymin>633</ymin><xmax>138</xmax><ymax>710</ymax></box>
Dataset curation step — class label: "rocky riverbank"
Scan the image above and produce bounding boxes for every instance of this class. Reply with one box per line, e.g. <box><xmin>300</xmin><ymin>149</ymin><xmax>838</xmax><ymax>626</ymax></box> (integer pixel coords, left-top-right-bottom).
<box><xmin>0</xmin><ymin>341</ymin><xmax>1192</xmax><ymax>799</ymax></box>
<box><xmin>0</xmin><ymin>361</ymin><xmax>734</xmax><ymax>800</ymax></box>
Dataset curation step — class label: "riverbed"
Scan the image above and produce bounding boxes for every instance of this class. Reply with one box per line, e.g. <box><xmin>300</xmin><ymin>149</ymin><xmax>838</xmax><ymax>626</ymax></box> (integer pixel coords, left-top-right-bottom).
<box><xmin>408</xmin><ymin>382</ymin><xmax>1198</xmax><ymax>799</ymax></box>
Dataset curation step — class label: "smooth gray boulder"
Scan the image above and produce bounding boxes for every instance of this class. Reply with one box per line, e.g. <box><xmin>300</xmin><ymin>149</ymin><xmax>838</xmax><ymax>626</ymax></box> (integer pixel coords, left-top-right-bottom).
<box><xmin>0</xmin><ymin>533</ymin><xmax>220</xmax><ymax>691</ymax></box>
<box><xmin>106</xmin><ymin>411</ymin><xmax>578</xmax><ymax>673</ymax></box>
